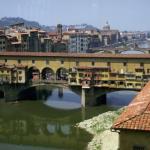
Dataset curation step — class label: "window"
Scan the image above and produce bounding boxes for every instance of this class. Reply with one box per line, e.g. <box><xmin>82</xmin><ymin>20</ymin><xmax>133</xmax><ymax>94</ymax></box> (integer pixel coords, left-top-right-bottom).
<box><xmin>133</xmin><ymin>146</ymin><xmax>145</xmax><ymax>150</ymax></box>
<box><xmin>123</xmin><ymin>62</ymin><xmax>127</xmax><ymax>66</ymax></box>
<box><xmin>61</xmin><ymin>60</ymin><xmax>64</xmax><ymax>64</ymax></box>
<box><xmin>110</xmin><ymin>73</ymin><xmax>116</xmax><ymax>77</ymax></box>
<box><xmin>135</xmin><ymin>68</ymin><xmax>144</xmax><ymax>72</ymax></box>
<box><xmin>107</xmin><ymin>62</ymin><xmax>111</xmax><ymax>67</ymax></box>
<box><xmin>18</xmin><ymin>71</ymin><xmax>22</xmax><ymax>74</ymax></box>
<box><xmin>18</xmin><ymin>59</ymin><xmax>21</xmax><ymax>64</ymax></box>
<box><xmin>32</xmin><ymin>60</ymin><xmax>35</xmax><ymax>64</ymax></box>
<box><xmin>140</xmin><ymin>62</ymin><xmax>144</xmax><ymax>67</ymax></box>
<box><xmin>147</xmin><ymin>69</ymin><xmax>150</xmax><ymax>73</ymax></box>
<box><xmin>19</xmin><ymin>76</ymin><xmax>22</xmax><ymax>81</ymax></box>
<box><xmin>79</xmin><ymin>73</ymin><xmax>83</xmax><ymax>77</ymax></box>
<box><xmin>92</xmin><ymin>61</ymin><xmax>95</xmax><ymax>66</ymax></box>
<box><xmin>118</xmin><ymin>74</ymin><xmax>124</xmax><ymax>78</ymax></box>
<box><xmin>76</xmin><ymin>61</ymin><xmax>79</xmax><ymax>66</ymax></box>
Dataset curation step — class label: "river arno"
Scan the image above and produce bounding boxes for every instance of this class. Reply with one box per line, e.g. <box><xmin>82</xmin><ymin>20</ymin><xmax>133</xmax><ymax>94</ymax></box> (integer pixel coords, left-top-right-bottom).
<box><xmin>0</xmin><ymin>86</ymin><xmax>137</xmax><ymax>150</ymax></box>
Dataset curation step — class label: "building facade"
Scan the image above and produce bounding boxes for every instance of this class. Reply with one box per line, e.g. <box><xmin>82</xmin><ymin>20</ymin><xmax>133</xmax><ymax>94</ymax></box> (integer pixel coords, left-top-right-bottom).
<box><xmin>0</xmin><ymin>52</ymin><xmax>150</xmax><ymax>90</ymax></box>
<box><xmin>0</xmin><ymin>35</ymin><xmax>8</xmax><ymax>51</ymax></box>
<box><xmin>0</xmin><ymin>63</ymin><xmax>27</xmax><ymax>84</ymax></box>
<box><xmin>68</xmin><ymin>33</ymin><xmax>89</xmax><ymax>53</ymax></box>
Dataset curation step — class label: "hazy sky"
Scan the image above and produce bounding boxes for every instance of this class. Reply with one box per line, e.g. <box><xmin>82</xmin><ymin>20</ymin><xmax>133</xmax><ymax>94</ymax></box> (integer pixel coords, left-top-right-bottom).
<box><xmin>0</xmin><ymin>0</ymin><xmax>150</xmax><ymax>30</ymax></box>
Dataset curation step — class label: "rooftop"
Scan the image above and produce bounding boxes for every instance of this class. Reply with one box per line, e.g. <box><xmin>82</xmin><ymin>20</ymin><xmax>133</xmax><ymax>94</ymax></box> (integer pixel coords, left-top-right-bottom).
<box><xmin>112</xmin><ymin>81</ymin><xmax>150</xmax><ymax>132</ymax></box>
<box><xmin>1</xmin><ymin>52</ymin><xmax>150</xmax><ymax>59</ymax></box>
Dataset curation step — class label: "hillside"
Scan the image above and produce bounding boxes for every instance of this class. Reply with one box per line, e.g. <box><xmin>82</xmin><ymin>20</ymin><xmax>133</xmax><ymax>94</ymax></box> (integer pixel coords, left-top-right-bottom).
<box><xmin>0</xmin><ymin>17</ymin><xmax>98</xmax><ymax>31</ymax></box>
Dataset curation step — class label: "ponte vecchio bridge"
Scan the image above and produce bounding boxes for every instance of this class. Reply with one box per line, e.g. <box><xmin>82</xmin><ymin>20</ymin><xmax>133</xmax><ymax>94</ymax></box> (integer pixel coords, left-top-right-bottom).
<box><xmin>0</xmin><ymin>52</ymin><xmax>150</xmax><ymax>106</ymax></box>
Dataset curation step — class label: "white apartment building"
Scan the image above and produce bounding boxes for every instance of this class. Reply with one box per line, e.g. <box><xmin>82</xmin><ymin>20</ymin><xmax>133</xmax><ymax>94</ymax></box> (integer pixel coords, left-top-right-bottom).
<box><xmin>68</xmin><ymin>33</ymin><xmax>89</xmax><ymax>53</ymax></box>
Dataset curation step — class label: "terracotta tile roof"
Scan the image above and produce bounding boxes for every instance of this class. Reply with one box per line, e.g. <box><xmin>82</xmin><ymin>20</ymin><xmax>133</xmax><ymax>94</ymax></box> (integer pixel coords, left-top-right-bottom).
<box><xmin>112</xmin><ymin>81</ymin><xmax>150</xmax><ymax>132</ymax></box>
<box><xmin>63</xmin><ymin>32</ymin><xmax>73</xmax><ymax>35</ymax></box>
<box><xmin>2</xmin><ymin>52</ymin><xmax>150</xmax><ymax>59</ymax></box>
<box><xmin>48</xmin><ymin>32</ymin><xmax>58</xmax><ymax>36</ymax></box>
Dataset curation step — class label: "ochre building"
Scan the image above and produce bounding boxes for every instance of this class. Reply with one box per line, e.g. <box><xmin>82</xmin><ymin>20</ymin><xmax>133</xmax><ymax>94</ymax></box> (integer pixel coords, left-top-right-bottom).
<box><xmin>0</xmin><ymin>52</ymin><xmax>150</xmax><ymax>90</ymax></box>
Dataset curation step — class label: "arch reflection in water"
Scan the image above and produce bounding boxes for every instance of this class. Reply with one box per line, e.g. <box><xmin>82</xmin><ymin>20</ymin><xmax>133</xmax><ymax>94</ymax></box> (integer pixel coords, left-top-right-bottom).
<box><xmin>47</xmin><ymin>124</ymin><xmax>56</xmax><ymax>134</ymax></box>
<box><xmin>107</xmin><ymin>90</ymin><xmax>138</xmax><ymax>107</ymax></box>
<box><xmin>44</xmin><ymin>88</ymin><xmax>81</xmax><ymax>110</ymax></box>
<box><xmin>47</xmin><ymin>123</ymin><xmax>71</xmax><ymax>135</ymax></box>
<box><xmin>0</xmin><ymin>116</ymin><xmax>89</xmax><ymax>150</ymax></box>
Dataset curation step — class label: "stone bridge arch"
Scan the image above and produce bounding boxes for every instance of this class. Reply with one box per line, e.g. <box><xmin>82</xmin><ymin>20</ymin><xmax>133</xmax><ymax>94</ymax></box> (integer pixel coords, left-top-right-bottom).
<box><xmin>27</xmin><ymin>66</ymin><xmax>40</xmax><ymax>81</ymax></box>
<box><xmin>82</xmin><ymin>87</ymin><xmax>139</xmax><ymax>106</ymax></box>
<box><xmin>41</xmin><ymin>67</ymin><xmax>55</xmax><ymax>80</ymax></box>
<box><xmin>56</xmin><ymin>67</ymin><xmax>68</xmax><ymax>81</ymax></box>
<box><xmin>94</xmin><ymin>88</ymin><xmax>138</xmax><ymax>106</ymax></box>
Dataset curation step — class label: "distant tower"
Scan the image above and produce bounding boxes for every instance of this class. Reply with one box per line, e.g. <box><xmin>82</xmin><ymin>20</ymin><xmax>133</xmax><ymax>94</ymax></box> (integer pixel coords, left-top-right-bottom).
<box><xmin>57</xmin><ymin>24</ymin><xmax>63</xmax><ymax>41</ymax></box>
<box><xmin>103</xmin><ymin>21</ymin><xmax>110</xmax><ymax>30</ymax></box>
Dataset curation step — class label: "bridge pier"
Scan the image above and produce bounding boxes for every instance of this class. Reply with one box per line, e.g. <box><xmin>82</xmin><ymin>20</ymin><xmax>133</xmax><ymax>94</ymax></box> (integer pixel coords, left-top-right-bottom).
<box><xmin>80</xmin><ymin>87</ymin><xmax>108</xmax><ymax>107</ymax></box>
<box><xmin>58</xmin><ymin>87</ymin><xmax>63</xmax><ymax>98</ymax></box>
<box><xmin>81</xmin><ymin>88</ymin><xmax>86</xmax><ymax>107</ymax></box>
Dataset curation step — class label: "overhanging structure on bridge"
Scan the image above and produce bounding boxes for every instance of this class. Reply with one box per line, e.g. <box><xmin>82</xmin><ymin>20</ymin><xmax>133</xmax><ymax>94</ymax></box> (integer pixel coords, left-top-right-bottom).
<box><xmin>0</xmin><ymin>52</ymin><xmax>150</xmax><ymax>90</ymax></box>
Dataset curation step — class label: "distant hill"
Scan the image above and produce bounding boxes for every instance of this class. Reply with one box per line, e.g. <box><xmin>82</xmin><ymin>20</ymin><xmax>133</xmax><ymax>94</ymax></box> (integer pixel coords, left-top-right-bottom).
<box><xmin>0</xmin><ymin>17</ymin><xmax>54</xmax><ymax>31</ymax></box>
<box><xmin>0</xmin><ymin>17</ymin><xmax>98</xmax><ymax>31</ymax></box>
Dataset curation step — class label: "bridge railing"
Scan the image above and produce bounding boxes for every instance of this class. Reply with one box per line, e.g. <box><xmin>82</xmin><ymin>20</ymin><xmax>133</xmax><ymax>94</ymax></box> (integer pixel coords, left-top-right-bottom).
<box><xmin>29</xmin><ymin>79</ymin><xmax>68</xmax><ymax>86</ymax></box>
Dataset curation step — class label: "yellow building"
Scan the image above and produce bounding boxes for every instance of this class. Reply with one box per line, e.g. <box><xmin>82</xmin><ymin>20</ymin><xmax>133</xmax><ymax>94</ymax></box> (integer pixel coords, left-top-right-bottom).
<box><xmin>0</xmin><ymin>63</ymin><xmax>27</xmax><ymax>84</ymax></box>
<box><xmin>11</xmin><ymin>65</ymin><xmax>27</xmax><ymax>84</ymax></box>
<box><xmin>0</xmin><ymin>52</ymin><xmax>150</xmax><ymax>89</ymax></box>
<box><xmin>0</xmin><ymin>64</ymin><xmax>12</xmax><ymax>84</ymax></box>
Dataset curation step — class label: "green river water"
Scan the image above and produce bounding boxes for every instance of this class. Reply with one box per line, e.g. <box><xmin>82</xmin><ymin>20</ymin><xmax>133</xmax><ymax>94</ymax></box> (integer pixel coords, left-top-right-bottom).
<box><xmin>0</xmin><ymin>86</ymin><xmax>117</xmax><ymax>150</ymax></box>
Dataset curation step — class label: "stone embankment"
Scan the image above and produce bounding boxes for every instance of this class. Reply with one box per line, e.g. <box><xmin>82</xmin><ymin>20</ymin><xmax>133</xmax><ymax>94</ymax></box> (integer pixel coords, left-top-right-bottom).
<box><xmin>77</xmin><ymin>108</ymin><xmax>124</xmax><ymax>150</ymax></box>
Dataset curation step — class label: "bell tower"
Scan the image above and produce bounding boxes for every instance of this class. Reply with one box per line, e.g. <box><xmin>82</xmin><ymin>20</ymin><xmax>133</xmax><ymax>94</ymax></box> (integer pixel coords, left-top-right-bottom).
<box><xmin>57</xmin><ymin>24</ymin><xmax>63</xmax><ymax>41</ymax></box>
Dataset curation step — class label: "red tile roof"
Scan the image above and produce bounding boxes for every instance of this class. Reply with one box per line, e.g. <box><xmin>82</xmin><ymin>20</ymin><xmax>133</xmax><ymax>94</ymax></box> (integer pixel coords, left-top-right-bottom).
<box><xmin>1</xmin><ymin>52</ymin><xmax>150</xmax><ymax>59</ymax></box>
<box><xmin>48</xmin><ymin>32</ymin><xmax>58</xmax><ymax>36</ymax></box>
<box><xmin>112</xmin><ymin>81</ymin><xmax>150</xmax><ymax>132</ymax></box>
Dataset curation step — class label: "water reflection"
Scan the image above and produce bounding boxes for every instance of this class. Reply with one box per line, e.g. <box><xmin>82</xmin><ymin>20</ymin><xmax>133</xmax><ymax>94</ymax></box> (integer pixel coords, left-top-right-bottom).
<box><xmin>107</xmin><ymin>91</ymin><xmax>138</xmax><ymax>107</ymax></box>
<box><xmin>0</xmin><ymin>85</ymin><xmax>138</xmax><ymax>150</ymax></box>
<box><xmin>0</xmin><ymin>143</ymin><xmax>62</xmax><ymax>150</ymax></box>
<box><xmin>44</xmin><ymin>88</ymin><xmax>81</xmax><ymax>110</ymax></box>
<box><xmin>0</xmin><ymin>102</ymin><xmax>92</xmax><ymax>150</ymax></box>
<box><xmin>47</xmin><ymin>123</ymin><xmax>71</xmax><ymax>136</ymax></box>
